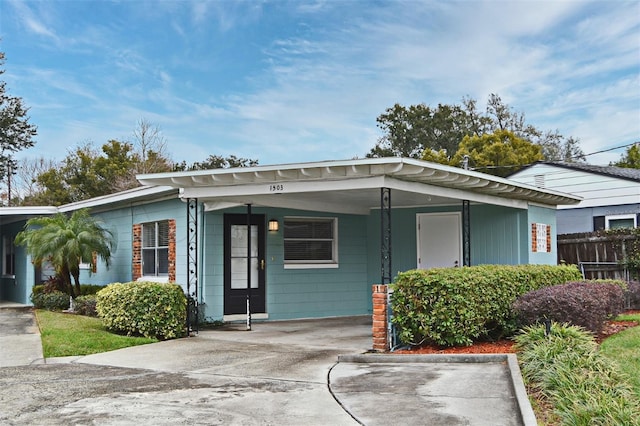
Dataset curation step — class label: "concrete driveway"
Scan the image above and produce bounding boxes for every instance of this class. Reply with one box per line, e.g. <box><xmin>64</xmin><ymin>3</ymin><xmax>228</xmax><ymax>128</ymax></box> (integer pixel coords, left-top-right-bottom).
<box><xmin>0</xmin><ymin>306</ymin><xmax>534</xmax><ymax>425</ymax></box>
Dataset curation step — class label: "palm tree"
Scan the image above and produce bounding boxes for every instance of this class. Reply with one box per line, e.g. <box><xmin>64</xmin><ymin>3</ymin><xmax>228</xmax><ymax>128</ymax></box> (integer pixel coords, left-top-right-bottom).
<box><xmin>15</xmin><ymin>209</ymin><xmax>116</xmax><ymax>298</ymax></box>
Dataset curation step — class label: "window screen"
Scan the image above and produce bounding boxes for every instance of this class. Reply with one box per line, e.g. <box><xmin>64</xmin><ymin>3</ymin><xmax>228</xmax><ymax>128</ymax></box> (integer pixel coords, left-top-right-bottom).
<box><xmin>142</xmin><ymin>221</ymin><xmax>169</xmax><ymax>276</ymax></box>
<box><xmin>284</xmin><ymin>218</ymin><xmax>336</xmax><ymax>263</ymax></box>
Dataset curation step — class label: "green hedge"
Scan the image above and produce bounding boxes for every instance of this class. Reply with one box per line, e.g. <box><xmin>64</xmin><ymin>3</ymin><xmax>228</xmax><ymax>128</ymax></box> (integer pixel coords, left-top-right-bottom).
<box><xmin>390</xmin><ymin>264</ymin><xmax>582</xmax><ymax>347</ymax></box>
<box><xmin>32</xmin><ymin>284</ymin><xmax>105</xmax><ymax>297</ymax></box>
<box><xmin>96</xmin><ymin>281</ymin><xmax>187</xmax><ymax>340</ymax></box>
<box><xmin>31</xmin><ymin>291</ymin><xmax>70</xmax><ymax>311</ymax></box>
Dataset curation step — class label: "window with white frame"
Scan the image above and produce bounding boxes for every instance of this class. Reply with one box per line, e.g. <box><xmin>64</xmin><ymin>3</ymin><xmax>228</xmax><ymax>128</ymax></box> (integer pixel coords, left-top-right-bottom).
<box><xmin>605</xmin><ymin>214</ymin><xmax>637</xmax><ymax>230</ymax></box>
<box><xmin>142</xmin><ymin>221</ymin><xmax>169</xmax><ymax>276</ymax></box>
<box><xmin>283</xmin><ymin>217</ymin><xmax>338</xmax><ymax>267</ymax></box>
<box><xmin>3</xmin><ymin>236</ymin><xmax>15</xmax><ymax>276</ymax></box>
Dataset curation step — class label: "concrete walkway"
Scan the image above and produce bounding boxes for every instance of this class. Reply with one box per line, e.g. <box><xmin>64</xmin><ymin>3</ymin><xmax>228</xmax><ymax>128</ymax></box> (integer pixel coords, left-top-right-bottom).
<box><xmin>0</xmin><ymin>303</ymin><xmax>535</xmax><ymax>425</ymax></box>
<box><xmin>0</xmin><ymin>302</ymin><xmax>44</xmax><ymax>367</ymax></box>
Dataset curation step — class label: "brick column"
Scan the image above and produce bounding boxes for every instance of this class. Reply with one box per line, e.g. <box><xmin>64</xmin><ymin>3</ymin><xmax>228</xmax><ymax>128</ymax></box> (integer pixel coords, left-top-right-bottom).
<box><xmin>168</xmin><ymin>219</ymin><xmax>176</xmax><ymax>282</ymax></box>
<box><xmin>132</xmin><ymin>224</ymin><xmax>142</xmax><ymax>281</ymax></box>
<box><xmin>372</xmin><ymin>284</ymin><xmax>389</xmax><ymax>352</ymax></box>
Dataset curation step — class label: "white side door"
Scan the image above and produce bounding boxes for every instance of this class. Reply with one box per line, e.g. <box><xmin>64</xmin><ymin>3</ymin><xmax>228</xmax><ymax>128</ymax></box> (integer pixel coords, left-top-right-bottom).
<box><xmin>417</xmin><ymin>212</ymin><xmax>462</xmax><ymax>269</ymax></box>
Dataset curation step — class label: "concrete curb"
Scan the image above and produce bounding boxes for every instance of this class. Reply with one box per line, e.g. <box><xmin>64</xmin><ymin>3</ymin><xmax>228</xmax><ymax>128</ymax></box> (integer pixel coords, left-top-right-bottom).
<box><xmin>337</xmin><ymin>353</ymin><xmax>537</xmax><ymax>426</ymax></box>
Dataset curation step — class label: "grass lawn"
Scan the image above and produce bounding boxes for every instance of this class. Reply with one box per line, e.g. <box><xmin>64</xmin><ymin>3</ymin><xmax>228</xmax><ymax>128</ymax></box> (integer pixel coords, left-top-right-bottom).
<box><xmin>599</xmin><ymin>311</ymin><xmax>640</xmax><ymax>397</ymax></box>
<box><xmin>35</xmin><ymin>310</ymin><xmax>158</xmax><ymax>358</ymax></box>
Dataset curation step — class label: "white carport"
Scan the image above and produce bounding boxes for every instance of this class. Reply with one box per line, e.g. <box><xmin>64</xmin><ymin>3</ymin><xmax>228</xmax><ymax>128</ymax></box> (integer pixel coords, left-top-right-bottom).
<box><xmin>138</xmin><ymin>157</ymin><xmax>581</xmax><ymax>324</ymax></box>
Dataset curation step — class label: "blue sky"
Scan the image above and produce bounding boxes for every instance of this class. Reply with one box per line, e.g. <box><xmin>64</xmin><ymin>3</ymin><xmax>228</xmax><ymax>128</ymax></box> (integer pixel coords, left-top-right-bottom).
<box><xmin>1</xmin><ymin>0</ymin><xmax>639</xmax><ymax>167</ymax></box>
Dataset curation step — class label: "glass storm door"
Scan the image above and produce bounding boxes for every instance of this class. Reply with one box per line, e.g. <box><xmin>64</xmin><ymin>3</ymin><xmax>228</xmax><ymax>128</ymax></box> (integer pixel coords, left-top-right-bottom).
<box><xmin>224</xmin><ymin>214</ymin><xmax>266</xmax><ymax>315</ymax></box>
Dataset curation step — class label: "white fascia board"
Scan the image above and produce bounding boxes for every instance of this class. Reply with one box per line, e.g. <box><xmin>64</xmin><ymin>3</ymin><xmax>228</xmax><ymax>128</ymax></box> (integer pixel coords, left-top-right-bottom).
<box><xmin>180</xmin><ymin>176</ymin><xmax>386</xmax><ymax>199</ymax></box>
<box><xmin>0</xmin><ymin>206</ymin><xmax>59</xmax><ymax>216</ymax></box>
<box><xmin>58</xmin><ymin>186</ymin><xmax>177</xmax><ymax>212</ymax></box>
<box><xmin>385</xmin><ymin>177</ymin><xmax>529</xmax><ymax>210</ymax></box>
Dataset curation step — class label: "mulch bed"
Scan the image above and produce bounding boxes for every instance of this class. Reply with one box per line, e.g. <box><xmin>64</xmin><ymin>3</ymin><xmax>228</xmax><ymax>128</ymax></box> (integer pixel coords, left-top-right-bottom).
<box><xmin>394</xmin><ymin>310</ymin><xmax>640</xmax><ymax>354</ymax></box>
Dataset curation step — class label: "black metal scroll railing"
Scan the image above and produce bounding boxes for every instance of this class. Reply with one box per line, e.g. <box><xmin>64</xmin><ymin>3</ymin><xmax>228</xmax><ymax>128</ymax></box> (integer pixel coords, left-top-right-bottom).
<box><xmin>186</xmin><ymin>198</ymin><xmax>199</xmax><ymax>335</ymax></box>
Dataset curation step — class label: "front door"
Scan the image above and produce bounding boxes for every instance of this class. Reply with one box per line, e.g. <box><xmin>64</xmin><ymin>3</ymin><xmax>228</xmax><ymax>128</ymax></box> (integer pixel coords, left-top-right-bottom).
<box><xmin>224</xmin><ymin>214</ymin><xmax>266</xmax><ymax>315</ymax></box>
<box><xmin>417</xmin><ymin>212</ymin><xmax>462</xmax><ymax>269</ymax></box>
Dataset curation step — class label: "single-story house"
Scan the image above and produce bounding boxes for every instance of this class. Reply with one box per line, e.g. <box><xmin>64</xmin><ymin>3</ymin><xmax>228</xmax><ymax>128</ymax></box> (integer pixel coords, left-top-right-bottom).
<box><xmin>1</xmin><ymin>158</ymin><xmax>580</xmax><ymax>321</ymax></box>
<box><xmin>508</xmin><ymin>161</ymin><xmax>640</xmax><ymax>234</ymax></box>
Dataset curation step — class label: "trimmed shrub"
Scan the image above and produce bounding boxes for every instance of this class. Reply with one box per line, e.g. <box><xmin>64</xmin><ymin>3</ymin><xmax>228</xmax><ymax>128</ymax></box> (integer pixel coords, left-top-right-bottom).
<box><xmin>390</xmin><ymin>264</ymin><xmax>581</xmax><ymax>347</ymax></box>
<box><xmin>32</xmin><ymin>283</ymin><xmax>104</xmax><ymax>297</ymax></box>
<box><xmin>74</xmin><ymin>295</ymin><xmax>98</xmax><ymax>317</ymax></box>
<box><xmin>96</xmin><ymin>281</ymin><xmax>187</xmax><ymax>339</ymax></box>
<box><xmin>31</xmin><ymin>291</ymin><xmax>70</xmax><ymax>311</ymax></box>
<box><xmin>627</xmin><ymin>281</ymin><xmax>640</xmax><ymax>309</ymax></box>
<box><xmin>513</xmin><ymin>281</ymin><xmax>626</xmax><ymax>333</ymax></box>
<box><xmin>514</xmin><ymin>323</ymin><xmax>640</xmax><ymax>425</ymax></box>
<box><xmin>79</xmin><ymin>284</ymin><xmax>105</xmax><ymax>296</ymax></box>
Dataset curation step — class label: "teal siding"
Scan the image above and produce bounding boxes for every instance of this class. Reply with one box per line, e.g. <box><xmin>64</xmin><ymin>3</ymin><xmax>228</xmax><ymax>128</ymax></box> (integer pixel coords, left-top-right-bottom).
<box><xmin>80</xmin><ymin>198</ymin><xmax>188</xmax><ymax>287</ymax></box>
<box><xmin>470</xmin><ymin>205</ymin><xmax>528</xmax><ymax>265</ymax></box>
<box><xmin>527</xmin><ymin>204</ymin><xmax>558</xmax><ymax>265</ymax></box>
<box><xmin>202</xmin><ymin>207</ymin><xmax>370</xmax><ymax>321</ymax></box>
<box><xmin>0</xmin><ymin>221</ymin><xmax>33</xmax><ymax>304</ymax></box>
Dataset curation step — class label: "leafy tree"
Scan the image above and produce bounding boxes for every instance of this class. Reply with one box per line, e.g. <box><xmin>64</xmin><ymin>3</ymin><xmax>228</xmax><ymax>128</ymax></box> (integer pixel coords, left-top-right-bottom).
<box><xmin>369</xmin><ymin>94</ymin><xmax>584</xmax><ymax>165</ymax></box>
<box><xmin>423</xmin><ymin>130</ymin><xmax>544</xmax><ymax>177</ymax></box>
<box><xmin>452</xmin><ymin>130</ymin><xmax>543</xmax><ymax>177</ymax></box>
<box><xmin>27</xmin><ymin>141</ymin><xmax>136</xmax><ymax>205</ymax></box>
<box><xmin>368</xmin><ymin>103</ymin><xmax>471</xmax><ymax>158</ymax></box>
<box><xmin>611</xmin><ymin>144</ymin><xmax>640</xmax><ymax>169</ymax></box>
<box><xmin>174</xmin><ymin>154</ymin><xmax>258</xmax><ymax>171</ymax></box>
<box><xmin>15</xmin><ymin>209</ymin><xmax>116</xmax><ymax>298</ymax></box>
<box><xmin>0</xmin><ymin>51</ymin><xmax>37</xmax><ymax>183</ymax></box>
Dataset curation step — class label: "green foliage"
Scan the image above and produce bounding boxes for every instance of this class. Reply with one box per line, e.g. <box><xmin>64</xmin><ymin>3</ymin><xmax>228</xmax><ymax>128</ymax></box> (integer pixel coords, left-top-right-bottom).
<box><xmin>513</xmin><ymin>281</ymin><xmax>626</xmax><ymax>333</ymax></box>
<box><xmin>610</xmin><ymin>143</ymin><xmax>640</xmax><ymax>169</ymax></box>
<box><xmin>16</xmin><ymin>209</ymin><xmax>116</xmax><ymax>298</ymax></box>
<box><xmin>173</xmin><ymin>154</ymin><xmax>258</xmax><ymax>171</ymax></box>
<box><xmin>451</xmin><ymin>130</ymin><xmax>544</xmax><ymax>177</ymax></box>
<box><xmin>31</xmin><ymin>291</ymin><xmax>70</xmax><ymax>311</ymax></box>
<box><xmin>600</xmin><ymin>312</ymin><xmax>640</xmax><ymax>396</ymax></box>
<box><xmin>368</xmin><ymin>94</ymin><xmax>584</xmax><ymax>167</ymax></box>
<box><xmin>29</xmin><ymin>141</ymin><xmax>136</xmax><ymax>205</ymax></box>
<box><xmin>78</xmin><ymin>284</ymin><xmax>105</xmax><ymax>296</ymax></box>
<box><xmin>96</xmin><ymin>281</ymin><xmax>187</xmax><ymax>340</ymax></box>
<box><xmin>390</xmin><ymin>264</ymin><xmax>581</xmax><ymax>347</ymax></box>
<box><xmin>369</xmin><ymin>102</ymin><xmax>470</xmax><ymax>158</ymax></box>
<box><xmin>74</xmin><ymin>295</ymin><xmax>98</xmax><ymax>317</ymax></box>
<box><xmin>514</xmin><ymin>323</ymin><xmax>640</xmax><ymax>425</ymax></box>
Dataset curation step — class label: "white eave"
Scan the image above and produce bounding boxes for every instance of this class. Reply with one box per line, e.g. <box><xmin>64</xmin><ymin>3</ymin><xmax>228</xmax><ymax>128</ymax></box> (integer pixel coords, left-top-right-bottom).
<box><xmin>58</xmin><ymin>185</ymin><xmax>177</xmax><ymax>212</ymax></box>
<box><xmin>137</xmin><ymin>158</ymin><xmax>582</xmax><ymax>209</ymax></box>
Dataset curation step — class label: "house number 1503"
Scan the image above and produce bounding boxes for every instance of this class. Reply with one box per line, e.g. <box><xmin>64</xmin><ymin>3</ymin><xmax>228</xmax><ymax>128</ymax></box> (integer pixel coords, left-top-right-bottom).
<box><xmin>269</xmin><ymin>184</ymin><xmax>284</xmax><ymax>192</ymax></box>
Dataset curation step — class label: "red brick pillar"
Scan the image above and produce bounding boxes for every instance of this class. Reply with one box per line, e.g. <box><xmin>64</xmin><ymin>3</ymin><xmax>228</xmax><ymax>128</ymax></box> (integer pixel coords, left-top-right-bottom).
<box><xmin>168</xmin><ymin>219</ymin><xmax>176</xmax><ymax>282</ymax></box>
<box><xmin>372</xmin><ymin>284</ymin><xmax>389</xmax><ymax>352</ymax></box>
<box><xmin>132</xmin><ymin>224</ymin><xmax>142</xmax><ymax>281</ymax></box>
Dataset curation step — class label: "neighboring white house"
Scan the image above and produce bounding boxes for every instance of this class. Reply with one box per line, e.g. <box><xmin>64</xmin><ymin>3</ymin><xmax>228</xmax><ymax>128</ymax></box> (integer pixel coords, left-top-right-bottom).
<box><xmin>509</xmin><ymin>162</ymin><xmax>640</xmax><ymax>235</ymax></box>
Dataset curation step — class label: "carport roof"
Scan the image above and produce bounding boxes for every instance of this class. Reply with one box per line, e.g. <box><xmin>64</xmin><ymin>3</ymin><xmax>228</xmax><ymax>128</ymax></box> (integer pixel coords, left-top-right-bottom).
<box><xmin>137</xmin><ymin>158</ymin><xmax>581</xmax><ymax>215</ymax></box>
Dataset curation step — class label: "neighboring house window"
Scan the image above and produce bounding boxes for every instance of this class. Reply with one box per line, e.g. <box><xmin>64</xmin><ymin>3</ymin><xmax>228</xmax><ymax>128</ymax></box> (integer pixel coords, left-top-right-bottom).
<box><xmin>132</xmin><ymin>220</ymin><xmax>176</xmax><ymax>281</ymax></box>
<box><xmin>605</xmin><ymin>214</ymin><xmax>637</xmax><ymax>230</ymax></box>
<box><xmin>594</xmin><ymin>214</ymin><xmax>638</xmax><ymax>231</ymax></box>
<box><xmin>283</xmin><ymin>217</ymin><xmax>338</xmax><ymax>268</ymax></box>
<box><xmin>3</xmin><ymin>236</ymin><xmax>15</xmax><ymax>276</ymax></box>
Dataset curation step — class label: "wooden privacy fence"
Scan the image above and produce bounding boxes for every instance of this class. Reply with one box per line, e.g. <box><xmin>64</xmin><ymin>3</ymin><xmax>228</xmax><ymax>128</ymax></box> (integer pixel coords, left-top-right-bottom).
<box><xmin>557</xmin><ymin>232</ymin><xmax>640</xmax><ymax>280</ymax></box>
